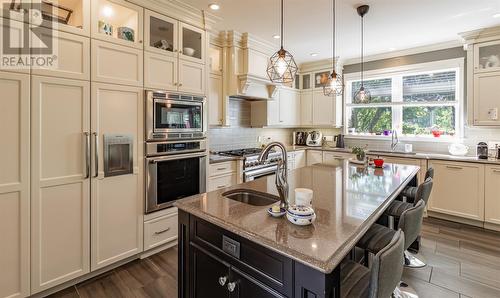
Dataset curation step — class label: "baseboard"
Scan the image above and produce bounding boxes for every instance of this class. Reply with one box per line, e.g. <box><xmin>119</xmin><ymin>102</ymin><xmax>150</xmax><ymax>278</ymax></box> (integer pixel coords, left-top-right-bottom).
<box><xmin>427</xmin><ymin>211</ymin><xmax>484</xmax><ymax>228</ymax></box>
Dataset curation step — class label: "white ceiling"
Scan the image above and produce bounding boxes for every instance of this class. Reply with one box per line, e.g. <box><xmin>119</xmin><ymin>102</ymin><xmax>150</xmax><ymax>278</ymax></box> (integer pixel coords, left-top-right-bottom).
<box><xmin>182</xmin><ymin>0</ymin><xmax>500</xmax><ymax>64</ymax></box>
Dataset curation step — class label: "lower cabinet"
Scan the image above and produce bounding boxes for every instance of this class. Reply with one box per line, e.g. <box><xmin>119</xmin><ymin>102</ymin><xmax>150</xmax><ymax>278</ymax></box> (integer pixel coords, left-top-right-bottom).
<box><xmin>192</xmin><ymin>246</ymin><xmax>230</xmax><ymax>298</ymax></box>
<box><xmin>427</xmin><ymin>160</ymin><xmax>485</xmax><ymax>221</ymax></box>
<box><xmin>90</xmin><ymin>83</ymin><xmax>144</xmax><ymax>270</ymax></box>
<box><xmin>31</xmin><ymin>76</ymin><xmax>91</xmax><ymax>293</ymax></box>
<box><xmin>144</xmin><ymin>211</ymin><xmax>178</xmax><ymax>251</ymax></box>
<box><xmin>485</xmin><ymin>165</ymin><xmax>500</xmax><ymax>225</ymax></box>
<box><xmin>208</xmin><ymin>161</ymin><xmax>238</xmax><ymax>192</ymax></box>
<box><xmin>0</xmin><ymin>71</ymin><xmax>30</xmax><ymax>298</ymax></box>
<box><xmin>322</xmin><ymin>151</ymin><xmax>353</xmax><ymax>165</ymax></box>
<box><xmin>306</xmin><ymin>150</ymin><xmax>323</xmax><ymax>166</ymax></box>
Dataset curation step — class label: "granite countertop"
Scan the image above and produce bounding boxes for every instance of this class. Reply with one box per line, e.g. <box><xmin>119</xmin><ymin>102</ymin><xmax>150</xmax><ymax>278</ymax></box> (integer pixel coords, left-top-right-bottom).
<box><xmin>175</xmin><ymin>160</ymin><xmax>419</xmax><ymax>273</ymax></box>
<box><xmin>209</xmin><ymin>153</ymin><xmax>243</xmax><ymax>164</ymax></box>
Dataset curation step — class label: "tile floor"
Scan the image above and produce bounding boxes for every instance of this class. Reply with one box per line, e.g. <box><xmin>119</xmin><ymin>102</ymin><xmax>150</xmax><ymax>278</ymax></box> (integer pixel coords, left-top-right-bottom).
<box><xmin>48</xmin><ymin>217</ymin><xmax>500</xmax><ymax>298</ymax></box>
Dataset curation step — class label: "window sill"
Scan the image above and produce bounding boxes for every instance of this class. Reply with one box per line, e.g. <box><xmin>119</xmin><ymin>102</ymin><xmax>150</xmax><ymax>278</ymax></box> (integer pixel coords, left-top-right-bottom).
<box><xmin>344</xmin><ymin>134</ymin><xmax>461</xmax><ymax>143</ymax></box>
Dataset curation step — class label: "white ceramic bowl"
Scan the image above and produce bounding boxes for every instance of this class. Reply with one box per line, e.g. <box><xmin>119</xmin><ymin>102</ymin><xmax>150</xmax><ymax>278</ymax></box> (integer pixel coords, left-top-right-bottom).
<box><xmin>287</xmin><ymin>205</ymin><xmax>315</xmax><ymax>217</ymax></box>
<box><xmin>448</xmin><ymin>143</ymin><xmax>469</xmax><ymax>156</ymax></box>
<box><xmin>183</xmin><ymin>47</ymin><xmax>195</xmax><ymax>56</ymax></box>
<box><xmin>286</xmin><ymin>212</ymin><xmax>316</xmax><ymax>226</ymax></box>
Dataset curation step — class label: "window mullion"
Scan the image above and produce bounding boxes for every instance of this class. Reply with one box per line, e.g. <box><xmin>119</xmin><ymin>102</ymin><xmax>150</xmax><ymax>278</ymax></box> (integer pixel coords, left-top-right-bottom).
<box><xmin>392</xmin><ymin>76</ymin><xmax>403</xmax><ymax>133</ymax></box>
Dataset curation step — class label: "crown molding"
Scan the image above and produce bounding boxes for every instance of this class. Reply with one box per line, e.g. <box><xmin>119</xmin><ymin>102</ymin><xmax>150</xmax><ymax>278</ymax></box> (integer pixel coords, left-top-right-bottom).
<box><xmin>129</xmin><ymin>0</ymin><xmax>220</xmax><ymax>29</ymax></box>
<box><xmin>459</xmin><ymin>25</ymin><xmax>500</xmax><ymax>45</ymax></box>
<box><xmin>341</xmin><ymin>40</ymin><xmax>462</xmax><ymax>66</ymax></box>
<box><xmin>299</xmin><ymin>57</ymin><xmax>341</xmax><ymax>73</ymax></box>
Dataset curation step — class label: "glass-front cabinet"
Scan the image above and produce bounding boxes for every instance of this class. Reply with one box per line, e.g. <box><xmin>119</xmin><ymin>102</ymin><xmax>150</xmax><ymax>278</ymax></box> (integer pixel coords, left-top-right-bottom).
<box><xmin>91</xmin><ymin>0</ymin><xmax>143</xmax><ymax>49</ymax></box>
<box><xmin>302</xmin><ymin>74</ymin><xmax>311</xmax><ymax>90</ymax></box>
<box><xmin>144</xmin><ymin>9</ymin><xmax>177</xmax><ymax>57</ymax></box>
<box><xmin>180</xmin><ymin>22</ymin><xmax>204</xmax><ymax>63</ymax></box>
<box><xmin>474</xmin><ymin>40</ymin><xmax>500</xmax><ymax>73</ymax></box>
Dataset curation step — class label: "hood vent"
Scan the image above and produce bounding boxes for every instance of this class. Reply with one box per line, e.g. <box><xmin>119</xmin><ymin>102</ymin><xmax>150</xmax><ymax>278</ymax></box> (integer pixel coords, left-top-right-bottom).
<box><xmin>231</xmin><ymin>74</ymin><xmax>278</xmax><ymax>101</ymax></box>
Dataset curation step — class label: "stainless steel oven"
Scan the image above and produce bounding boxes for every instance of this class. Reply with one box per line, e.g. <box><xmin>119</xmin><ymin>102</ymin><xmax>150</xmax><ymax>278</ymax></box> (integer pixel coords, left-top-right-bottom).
<box><xmin>244</xmin><ymin>165</ymin><xmax>278</xmax><ymax>182</ymax></box>
<box><xmin>145</xmin><ymin>140</ymin><xmax>207</xmax><ymax>213</ymax></box>
<box><xmin>146</xmin><ymin>90</ymin><xmax>207</xmax><ymax>142</ymax></box>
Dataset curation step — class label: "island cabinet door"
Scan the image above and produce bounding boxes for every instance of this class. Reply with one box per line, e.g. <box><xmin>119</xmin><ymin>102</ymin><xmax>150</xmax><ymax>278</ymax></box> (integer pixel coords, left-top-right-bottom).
<box><xmin>191</xmin><ymin>245</ymin><xmax>230</xmax><ymax>298</ymax></box>
<box><xmin>229</xmin><ymin>267</ymin><xmax>285</xmax><ymax>298</ymax></box>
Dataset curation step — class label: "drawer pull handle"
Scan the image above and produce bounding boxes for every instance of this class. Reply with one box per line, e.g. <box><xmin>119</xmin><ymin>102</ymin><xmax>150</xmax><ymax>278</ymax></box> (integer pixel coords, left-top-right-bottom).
<box><xmin>217</xmin><ymin>167</ymin><xmax>227</xmax><ymax>170</ymax></box>
<box><xmin>446</xmin><ymin>166</ymin><xmax>463</xmax><ymax>170</ymax></box>
<box><xmin>218</xmin><ymin>276</ymin><xmax>227</xmax><ymax>286</ymax></box>
<box><xmin>493</xmin><ymin>169</ymin><xmax>500</xmax><ymax>173</ymax></box>
<box><xmin>227</xmin><ymin>282</ymin><xmax>236</xmax><ymax>292</ymax></box>
<box><xmin>154</xmin><ymin>227</ymin><xmax>171</xmax><ymax>235</ymax></box>
<box><xmin>217</xmin><ymin>185</ymin><xmax>226</xmax><ymax>189</ymax></box>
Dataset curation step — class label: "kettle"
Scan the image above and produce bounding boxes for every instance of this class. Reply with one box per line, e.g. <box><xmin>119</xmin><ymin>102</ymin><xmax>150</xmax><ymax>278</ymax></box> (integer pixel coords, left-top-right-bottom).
<box><xmin>334</xmin><ymin>134</ymin><xmax>345</xmax><ymax>148</ymax></box>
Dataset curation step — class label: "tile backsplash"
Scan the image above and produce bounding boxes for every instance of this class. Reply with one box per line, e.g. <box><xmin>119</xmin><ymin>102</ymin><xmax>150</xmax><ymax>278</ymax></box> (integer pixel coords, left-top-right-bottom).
<box><xmin>208</xmin><ymin>127</ymin><xmax>294</xmax><ymax>151</ymax></box>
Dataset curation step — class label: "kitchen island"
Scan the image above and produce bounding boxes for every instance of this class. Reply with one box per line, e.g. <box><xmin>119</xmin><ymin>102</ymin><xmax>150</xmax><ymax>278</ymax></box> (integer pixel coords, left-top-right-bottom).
<box><xmin>175</xmin><ymin>159</ymin><xmax>419</xmax><ymax>298</ymax></box>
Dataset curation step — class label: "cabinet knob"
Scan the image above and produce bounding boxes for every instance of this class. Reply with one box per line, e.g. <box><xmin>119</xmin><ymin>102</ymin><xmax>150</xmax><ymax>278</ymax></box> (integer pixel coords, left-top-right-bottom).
<box><xmin>227</xmin><ymin>282</ymin><xmax>236</xmax><ymax>292</ymax></box>
<box><xmin>179</xmin><ymin>83</ymin><xmax>183</xmax><ymax>87</ymax></box>
<box><xmin>174</xmin><ymin>82</ymin><xmax>178</xmax><ymax>86</ymax></box>
<box><xmin>139</xmin><ymin>40</ymin><xmax>143</xmax><ymax>43</ymax></box>
<box><xmin>218</xmin><ymin>276</ymin><xmax>227</xmax><ymax>286</ymax></box>
<box><xmin>179</xmin><ymin>50</ymin><xmax>183</xmax><ymax>54</ymax></box>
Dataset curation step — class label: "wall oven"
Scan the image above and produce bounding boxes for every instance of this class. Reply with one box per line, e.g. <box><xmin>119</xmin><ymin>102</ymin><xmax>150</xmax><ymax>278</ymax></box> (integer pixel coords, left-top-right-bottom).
<box><xmin>146</xmin><ymin>90</ymin><xmax>207</xmax><ymax>142</ymax></box>
<box><xmin>145</xmin><ymin>139</ymin><xmax>207</xmax><ymax>213</ymax></box>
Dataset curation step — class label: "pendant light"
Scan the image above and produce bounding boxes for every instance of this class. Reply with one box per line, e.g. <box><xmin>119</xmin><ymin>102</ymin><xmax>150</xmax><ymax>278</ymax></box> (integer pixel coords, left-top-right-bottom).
<box><xmin>354</xmin><ymin>5</ymin><xmax>371</xmax><ymax>103</ymax></box>
<box><xmin>323</xmin><ymin>0</ymin><xmax>344</xmax><ymax>97</ymax></box>
<box><xmin>267</xmin><ymin>0</ymin><xmax>298</xmax><ymax>84</ymax></box>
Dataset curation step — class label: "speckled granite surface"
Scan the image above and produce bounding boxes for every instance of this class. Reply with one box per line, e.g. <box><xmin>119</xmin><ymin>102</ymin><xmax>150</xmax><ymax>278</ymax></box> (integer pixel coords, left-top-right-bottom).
<box><xmin>175</xmin><ymin>161</ymin><xmax>419</xmax><ymax>273</ymax></box>
<box><xmin>209</xmin><ymin>154</ymin><xmax>242</xmax><ymax>164</ymax></box>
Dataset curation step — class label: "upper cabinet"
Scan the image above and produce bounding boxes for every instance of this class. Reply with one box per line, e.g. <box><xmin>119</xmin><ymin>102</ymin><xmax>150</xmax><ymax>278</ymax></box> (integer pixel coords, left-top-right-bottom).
<box><xmin>208</xmin><ymin>44</ymin><xmax>223</xmax><ymax>75</ymax></box>
<box><xmin>180</xmin><ymin>23</ymin><xmax>205</xmax><ymax>64</ymax></box>
<box><xmin>144</xmin><ymin>10</ymin><xmax>178</xmax><ymax>57</ymax></box>
<box><xmin>34</xmin><ymin>0</ymin><xmax>91</xmax><ymax>36</ymax></box>
<box><xmin>461</xmin><ymin>27</ymin><xmax>500</xmax><ymax>126</ymax></box>
<box><xmin>91</xmin><ymin>0</ymin><xmax>143</xmax><ymax>49</ymax></box>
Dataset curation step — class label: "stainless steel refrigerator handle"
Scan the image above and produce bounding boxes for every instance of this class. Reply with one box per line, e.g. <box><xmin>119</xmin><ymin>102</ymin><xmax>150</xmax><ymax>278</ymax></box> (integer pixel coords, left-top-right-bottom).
<box><xmin>84</xmin><ymin>132</ymin><xmax>90</xmax><ymax>179</ymax></box>
<box><xmin>93</xmin><ymin>132</ymin><xmax>99</xmax><ymax>178</ymax></box>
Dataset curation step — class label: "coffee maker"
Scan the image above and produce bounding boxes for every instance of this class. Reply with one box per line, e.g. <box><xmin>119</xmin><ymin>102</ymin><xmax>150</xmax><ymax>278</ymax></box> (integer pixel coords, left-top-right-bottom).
<box><xmin>477</xmin><ymin>142</ymin><xmax>489</xmax><ymax>159</ymax></box>
<box><xmin>293</xmin><ymin>131</ymin><xmax>308</xmax><ymax>146</ymax></box>
<box><xmin>334</xmin><ymin>134</ymin><xmax>345</xmax><ymax>148</ymax></box>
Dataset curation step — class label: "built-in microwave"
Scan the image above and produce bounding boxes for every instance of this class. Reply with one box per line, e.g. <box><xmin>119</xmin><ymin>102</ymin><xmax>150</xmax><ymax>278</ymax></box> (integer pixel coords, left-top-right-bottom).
<box><xmin>145</xmin><ymin>90</ymin><xmax>207</xmax><ymax>142</ymax></box>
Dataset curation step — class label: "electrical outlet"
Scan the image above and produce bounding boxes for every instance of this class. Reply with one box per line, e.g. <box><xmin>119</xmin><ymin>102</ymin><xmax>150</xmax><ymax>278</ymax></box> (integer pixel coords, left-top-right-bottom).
<box><xmin>324</xmin><ymin>135</ymin><xmax>334</xmax><ymax>142</ymax></box>
<box><xmin>488</xmin><ymin>108</ymin><xmax>498</xmax><ymax>120</ymax></box>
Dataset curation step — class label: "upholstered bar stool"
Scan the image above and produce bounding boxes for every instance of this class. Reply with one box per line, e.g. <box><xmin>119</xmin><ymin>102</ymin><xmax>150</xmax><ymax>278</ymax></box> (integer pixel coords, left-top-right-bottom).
<box><xmin>384</xmin><ymin>177</ymin><xmax>433</xmax><ymax>269</ymax></box>
<box><xmin>400</xmin><ymin>168</ymin><xmax>434</xmax><ymax>203</ymax></box>
<box><xmin>340</xmin><ymin>230</ymin><xmax>405</xmax><ymax>298</ymax></box>
<box><xmin>357</xmin><ymin>200</ymin><xmax>426</xmax><ymax>298</ymax></box>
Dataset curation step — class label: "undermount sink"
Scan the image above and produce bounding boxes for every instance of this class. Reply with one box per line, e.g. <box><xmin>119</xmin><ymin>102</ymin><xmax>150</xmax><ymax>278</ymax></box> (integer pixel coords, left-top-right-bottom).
<box><xmin>369</xmin><ymin>150</ymin><xmax>417</xmax><ymax>156</ymax></box>
<box><xmin>222</xmin><ymin>189</ymin><xmax>279</xmax><ymax>206</ymax></box>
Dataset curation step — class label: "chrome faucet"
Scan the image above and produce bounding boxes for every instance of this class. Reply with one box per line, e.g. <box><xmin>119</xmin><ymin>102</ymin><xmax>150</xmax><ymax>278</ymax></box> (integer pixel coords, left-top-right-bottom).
<box><xmin>391</xmin><ymin>129</ymin><xmax>399</xmax><ymax>151</ymax></box>
<box><xmin>257</xmin><ymin>142</ymin><xmax>289</xmax><ymax>209</ymax></box>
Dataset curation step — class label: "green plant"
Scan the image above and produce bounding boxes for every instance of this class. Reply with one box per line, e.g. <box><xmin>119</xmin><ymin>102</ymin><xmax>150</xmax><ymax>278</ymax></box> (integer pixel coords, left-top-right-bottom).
<box><xmin>351</xmin><ymin>145</ymin><xmax>367</xmax><ymax>161</ymax></box>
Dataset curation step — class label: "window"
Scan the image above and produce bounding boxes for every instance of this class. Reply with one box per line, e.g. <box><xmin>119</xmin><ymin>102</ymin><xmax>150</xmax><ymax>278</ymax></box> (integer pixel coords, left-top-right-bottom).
<box><xmin>345</xmin><ymin>60</ymin><xmax>462</xmax><ymax>139</ymax></box>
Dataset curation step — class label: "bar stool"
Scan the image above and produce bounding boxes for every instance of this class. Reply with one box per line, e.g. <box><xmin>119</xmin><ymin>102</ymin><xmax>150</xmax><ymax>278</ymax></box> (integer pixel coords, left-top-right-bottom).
<box><xmin>385</xmin><ymin>178</ymin><xmax>433</xmax><ymax>269</ymax></box>
<box><xmin>340</xmin><ymin>230</ymin><xmax>405</xmax><ymax>298</ymax></box>
<box><xmin>357</xmin><ymin>200</ymin><xmax>426</xmax><ymax>298</ymax></box>
<box><xmin>400</xmin><ymin>168</ymin><xmax>434</xmax><ymax>203</ymax></box>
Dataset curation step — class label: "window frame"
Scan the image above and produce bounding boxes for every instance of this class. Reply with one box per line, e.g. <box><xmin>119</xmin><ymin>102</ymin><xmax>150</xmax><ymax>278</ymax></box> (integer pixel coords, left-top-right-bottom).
<box><xmin>343</xmin><ymin>58</ymin><xmax>465</xmax><ymax>141</ymax></box>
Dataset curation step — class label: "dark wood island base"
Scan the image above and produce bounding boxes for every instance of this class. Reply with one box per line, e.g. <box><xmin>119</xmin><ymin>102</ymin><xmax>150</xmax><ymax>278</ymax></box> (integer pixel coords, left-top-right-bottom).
<box><xmin>178</xmin><ymin>210</ymin><xmax>341</xmax><ymax>298</ymax></box>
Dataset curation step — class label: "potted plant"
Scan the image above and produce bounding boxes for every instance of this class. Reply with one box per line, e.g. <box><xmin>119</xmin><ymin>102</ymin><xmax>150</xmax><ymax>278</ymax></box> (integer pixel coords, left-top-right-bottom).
<box><xmin>351</xmin><ymin>146</ymin><xmax>367</xmax><ymax>161</ymax></box>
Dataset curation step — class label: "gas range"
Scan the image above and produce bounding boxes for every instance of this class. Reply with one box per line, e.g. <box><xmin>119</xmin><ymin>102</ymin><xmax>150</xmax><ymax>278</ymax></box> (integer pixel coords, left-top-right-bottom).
<box><xmin>218</xmin><ymin>148</ymin><xmax>283</xmax><ymax>181</ymax></box>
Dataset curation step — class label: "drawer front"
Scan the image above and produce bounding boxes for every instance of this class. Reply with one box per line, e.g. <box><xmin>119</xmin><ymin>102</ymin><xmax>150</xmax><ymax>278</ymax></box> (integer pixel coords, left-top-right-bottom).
<box><xmin>144</xmin><ymin>213</ymin><xmax>178</xmax><ymax>250</ymax></box>
<box><xmin>208</xmin><ymin>174</ymin><xmax>236</xmax><ymax>192</ymax></box>
<box><xmin>209</xmin><ymin>161</ymin><xmax>237</xmax><ymax>176</ymax></box>
<box><xmin>190</xmin><ymin>216</ymin><xmax>293</xmax><ymax>297</ymax></box>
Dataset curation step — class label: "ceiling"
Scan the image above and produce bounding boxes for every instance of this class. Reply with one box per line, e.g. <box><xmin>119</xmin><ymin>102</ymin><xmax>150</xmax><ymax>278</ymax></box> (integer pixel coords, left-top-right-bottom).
<box><xmin>183</xmin><ymin>0</ymin><xmax>500</xmax><ymax>64</ymax></box>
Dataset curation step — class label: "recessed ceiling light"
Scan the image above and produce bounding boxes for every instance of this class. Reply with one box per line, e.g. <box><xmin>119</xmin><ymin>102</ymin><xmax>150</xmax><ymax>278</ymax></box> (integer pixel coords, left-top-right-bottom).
<box><xmin>310</xmin><ymin>52</ymin><xmax>319</xmax><ymax>57</ymax></box>
<box><xmin>208</xmin><ymin>3</ymin><xmax>220</xmax><ymax>10</ymax></box>
<box><xmin>273</xmin><ymin>35</ymin><xmax>280</xmax><ymax>39</ymax></box>
<box><xmin>388</xmin><ymin>47</ymin><xmax>396</xmax><ymax>51</ymax></box>
<box><xmin>494</xmin><ymin>13</ymin><xmax>500</xmax><ymax>18</ymax></box>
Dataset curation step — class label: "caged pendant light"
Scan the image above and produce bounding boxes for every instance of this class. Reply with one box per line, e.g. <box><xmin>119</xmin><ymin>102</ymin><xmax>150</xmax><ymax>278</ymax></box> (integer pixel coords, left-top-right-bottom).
<box><xmin>267</xmin><ymin>0</ymin><xmax>298</xmax><ymax>84</ymax></box>
<box><xmin>354</xmin><ymin>5</ymin><xmax>371</xmax><ymax>103</ymax></box>
<box><xmin>323</xmin><ymin>0</ymin><xmax>344</xmax><ymax>97</ymax></box>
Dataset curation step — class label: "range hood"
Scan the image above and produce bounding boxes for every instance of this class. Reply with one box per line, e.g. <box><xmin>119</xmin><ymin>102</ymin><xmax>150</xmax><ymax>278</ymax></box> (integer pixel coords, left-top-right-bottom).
<box><xmin>222</xmin><ymin>31</ymin><xmax>281</xmax><ymax>101</ymax></box>
<box><xmin>231</xmin><ymin>74</ymin><xmax>279</xmax><ymax>100</ymax></box>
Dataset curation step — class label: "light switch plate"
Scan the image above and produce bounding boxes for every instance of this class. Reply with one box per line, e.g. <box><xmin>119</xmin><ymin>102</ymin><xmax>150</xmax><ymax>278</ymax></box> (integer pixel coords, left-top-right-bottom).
<box><xmin>488</xmin><ymin>108</ymin><xmax>498</xmax><ymax>120</ymax></box>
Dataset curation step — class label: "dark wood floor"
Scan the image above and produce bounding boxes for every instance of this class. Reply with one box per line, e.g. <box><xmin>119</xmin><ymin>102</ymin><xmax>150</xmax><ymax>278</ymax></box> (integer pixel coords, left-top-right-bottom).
<box><xmin>48</xmin><ymin>218</ymin><xmax>500</xmax><ymax>298</ymax></box>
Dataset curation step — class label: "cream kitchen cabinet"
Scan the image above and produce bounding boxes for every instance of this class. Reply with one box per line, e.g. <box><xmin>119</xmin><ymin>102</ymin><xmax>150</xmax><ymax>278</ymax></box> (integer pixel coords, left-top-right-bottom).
<box><xmin>208</xmin><ymin>161</ymin><xmax>238</xmax><ymax>191</ymax></box>
<box><xmin>178</xmin><ymin>59</ymin><xmax>205</xmax><ymax>94</ymax></box>
<box><xmin>31</xmin><ymin>29</ymin><xmax>90</xmax><ymax>80</ymax></box>
<box><xmin>91</xmin><ymin>39</ymin><xmax>143</xmax><ymax>87</ymax></box>
<box><xmin>307</xmin><ymin>150</ymin><xmax>323</xmax><ymax>166</ymax></box>
<box><xmin>472</xmin><ymin>71</ymin><xmax>500</xmax><ymax>126</ymax></box>
<box><xmin>36</xmin><ymin>0</ymin><xmax>91</xmax><ymax>36</ymax></box>
<box><xmin>251</xmin><ymin>88</ymin><xmax>300</xmax><ymax>127</ymax></box>
<box><xmin>31</xmin><ymin>76</ymin><xmax>91</xmax><ymax>293</ymax></box>
<box><xmin>0</xmin><ymin>72</ymin><xmax>30</xmax><ymax>298</ymax></box>
<box><xmin>312</xmin><ymin>90</ymin><xmax>341</xmax><ymax>126</ymax></box>
<box><xmin>144</xmin><ymin>51</ymin><xmax>177</xmax><ymax>90</ymax></box>
<box><xmin>427</xmin><ymin>160</ymin><xmax>485</xmax><ymax>221</ymax></box>
<box><xmin>322</xmin><ymin>151</ymin><xmax>353</xmax><ymax>165</ymax></box>
<box><xmin>485</xmin><ymin>165</ymin><xmax>500</xmax><ymax>225</ymax></box>
<box><xmin>300</xmin><ymin>91</ymin><xmax>313</xmax><ymax>126</ymax></box>
<box><xmin>287</xmin><ymin>150</ymin><xmax>306</xmax><ymax>171</ymax></box>
<box><xmin>90</xmin><ymin>83</ymin><xmax>144</xmax><ymax>271</ymax></box>
<box><xmin>209</xmin><ymin>44</ymin><xmax>223</xmax><ymax>75</ymax></box>
<box><xmin>91</xmin><ymin>0</ymin><xmax>144</xmax><ymax>49</ymax></box>
<box><xmin>144</xmin><ymin>211</ymin><xmax>178</xmax><ymax>251</ymax></box>
<box><xmin>208</xmin><ymin>73</ymin><xmax>224</xmax><ymax>125</ymax></box>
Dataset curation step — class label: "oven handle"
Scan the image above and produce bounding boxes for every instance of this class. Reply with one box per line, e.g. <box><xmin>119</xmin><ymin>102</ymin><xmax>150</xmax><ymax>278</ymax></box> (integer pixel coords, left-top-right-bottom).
<box><xmin>147</xmin><ymin>151</ymin><xmax>208</xmax><ymax>163</ymax></box>
<box><xmin>154</xmin><ymin>98</ymin><xmax>204</xmax><ymax>107</ymax></box>
<box><xmin>244</xmin><ymin>165</ymin><xmax>278</xmax><ymax>177</ymax></box>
